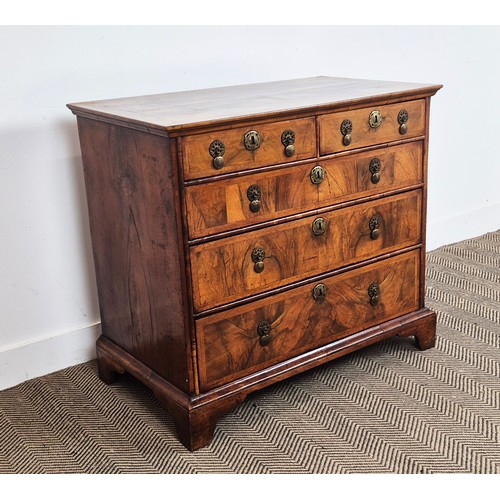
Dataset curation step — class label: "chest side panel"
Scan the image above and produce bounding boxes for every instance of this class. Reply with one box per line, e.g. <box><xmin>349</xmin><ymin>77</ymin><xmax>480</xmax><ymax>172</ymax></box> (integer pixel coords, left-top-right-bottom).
<box><xmin>77</xmin><ymin>117</ymin><xmax>192</xmax><ymax>392</ymax></box>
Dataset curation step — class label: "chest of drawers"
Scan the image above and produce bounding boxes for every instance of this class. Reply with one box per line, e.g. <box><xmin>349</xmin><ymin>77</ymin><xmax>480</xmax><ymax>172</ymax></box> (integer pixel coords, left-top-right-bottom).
<box><xmin>68</xmin><ymin>76</ymin><xmax>442</xmax><ymax>450</ymax></box>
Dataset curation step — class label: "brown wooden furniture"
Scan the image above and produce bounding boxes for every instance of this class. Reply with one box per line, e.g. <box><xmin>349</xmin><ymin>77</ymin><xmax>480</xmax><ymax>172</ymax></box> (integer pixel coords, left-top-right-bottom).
<box><xmin>68</xmin><ymin>76</ymin><xmax>442</xmax><ymax>451</ymax></box>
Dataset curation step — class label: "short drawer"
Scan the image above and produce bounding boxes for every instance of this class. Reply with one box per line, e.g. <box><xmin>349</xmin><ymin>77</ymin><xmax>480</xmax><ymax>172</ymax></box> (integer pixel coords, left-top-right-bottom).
<box><xmin>185</xmin><ymin>141</ymin><xmax>423</xmax><ymax>239</ymax></box>
<box><xmin>182</xmin><ymin>117</ymin><xmax>316</xmax><ymax>180</ymax></box>
<box><xmin>318</xmin><ymin>99</ymin><xmax>425</xmax><ymax>155</ymax></box>
<box><xmin>190</xmin><ymin>190</ymin><xmax>422</xmax><ymax>312</ymax></box>
<box><xmin>196</xmin><ymin>250</ymin><xmax>420</xmax><ymax>390</ymax></box>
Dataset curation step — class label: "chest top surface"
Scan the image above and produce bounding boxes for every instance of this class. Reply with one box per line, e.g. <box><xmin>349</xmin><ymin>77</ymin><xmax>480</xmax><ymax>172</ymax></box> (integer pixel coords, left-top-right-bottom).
<box><xmin>67</xmin><ymin>76</ymin><xmax>442</xmax><ymax>134</ymax></box>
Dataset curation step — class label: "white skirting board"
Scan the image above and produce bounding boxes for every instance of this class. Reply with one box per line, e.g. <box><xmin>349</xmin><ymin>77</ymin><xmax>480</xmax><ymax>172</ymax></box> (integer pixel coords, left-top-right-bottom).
<box><xmin>0</xmin><ymin>323</ymin><xmax>101</xmax><ymax>392</ymax></box>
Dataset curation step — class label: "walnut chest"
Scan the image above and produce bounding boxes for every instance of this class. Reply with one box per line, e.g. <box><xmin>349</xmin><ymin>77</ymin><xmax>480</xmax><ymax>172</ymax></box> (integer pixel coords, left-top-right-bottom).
<box><xmin>68</xmin><ymin>76</ymin><xmax>442</xmax><ymax>450</ymax></box>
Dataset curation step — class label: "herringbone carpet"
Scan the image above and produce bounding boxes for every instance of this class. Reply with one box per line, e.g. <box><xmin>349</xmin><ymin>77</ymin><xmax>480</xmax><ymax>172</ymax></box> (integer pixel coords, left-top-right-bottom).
<box><xmin>1</xmin><ymin>231</ymin><xmax>499</xmax><ymax>473</ymax></box>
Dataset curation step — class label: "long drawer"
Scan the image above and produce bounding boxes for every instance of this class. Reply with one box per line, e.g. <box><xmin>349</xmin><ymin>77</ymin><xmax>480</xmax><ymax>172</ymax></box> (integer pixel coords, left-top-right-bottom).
<box><xmin>196</xmin><ymin>250</ymin><xmax>420</xmax><ymax>391</ymax></box>
<box><xmin>185</xmin><ymin>141</ymin><xmax>423</xmax><ymax>239</ymax></box>
<box><xmin>190</xmin><ymin>190</ymin><xmax>422</xmax><ymax>311</ymax></box>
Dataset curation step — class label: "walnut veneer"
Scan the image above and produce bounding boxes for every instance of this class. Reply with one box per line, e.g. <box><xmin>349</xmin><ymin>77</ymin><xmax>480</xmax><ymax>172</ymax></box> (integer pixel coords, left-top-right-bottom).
<box><xmin>68</xmin><ymin>76</ymin><xmax>442</xmax><ymax>451</ymax></box>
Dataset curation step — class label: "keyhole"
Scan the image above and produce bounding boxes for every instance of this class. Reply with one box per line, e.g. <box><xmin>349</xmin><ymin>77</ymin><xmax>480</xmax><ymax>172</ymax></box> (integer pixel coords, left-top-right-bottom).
<box><xmin>245</xmin><ymin>130</ymin><xmax>261</xmax><ymax>151</ymax></box>
<box><xmin>313</xmin><ymin>217</ymin><xmax>326</xmax><ymax>235</ymax></box>
<box><xmin>370</xmin><ymin>111</ymin><xmax>382</xmax><ymax>128</ymax></box>
<box><xmin>313</xmin><ymin>283</ymin><xmax>327</xmax><ymax>301</ymax></box>
<box><xmin>310</xmin><ymin>165</ymin><xmax>325</xmax><ymax>185</ymax></box>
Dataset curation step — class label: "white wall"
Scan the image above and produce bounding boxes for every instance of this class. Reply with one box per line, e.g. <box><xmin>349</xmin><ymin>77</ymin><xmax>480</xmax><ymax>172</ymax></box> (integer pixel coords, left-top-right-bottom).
<box><xmin>1</xmin><ymin>26</ymin><xmax>499</xmax><ymax>390</ymax></box>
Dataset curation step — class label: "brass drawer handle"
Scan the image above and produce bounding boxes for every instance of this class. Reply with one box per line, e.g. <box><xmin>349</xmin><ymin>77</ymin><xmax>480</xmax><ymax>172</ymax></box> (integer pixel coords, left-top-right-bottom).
<box><xmin>369</xmin><ymin>158</ymin><xmax>381</xmax><ymax>184</ymax></box>
<box><xmin>251</xmin><ymin>247</ymin><xmax>266</xmax><ymax>273</ymax></box>
<box><xmin>209</xmin><ymin>140</ymin><xmax>225</xmax><ymax>170</ymax></box>
<box><xmin>312</xmin><ymin>217</ymin><xmax>326</xmax><ymax>236</ymax></box>
<box><xmin>247</xmin><ymin>184</ymin><xmax>262</xmax><ymax>213</ymax></box>
<box><xmin>398</xmin><ymin>109</ymin><xmax>409</xmax><ymax>135</ymax></box>
<box><xmin>369</xmin><ymin>215</ymin><xmax>381</xmax><ymax>240</ymax></box>
<box><xmin>244</xmin><ymin>130</ymin><xmax>261</xmax><ymax>151</ymax></box>
<box><xmin>310</xmin><ymin>165</ymin><xmax>326</xmax><ymax>185</ymax></box>
<box><xmin>313</xmin><ymin>283</ymin><xmax>327</xmax><ymax>301</ymax></box>
<box><xmin>257</xmin><ymin>320</ymin><xmax>272</xmax><ymax>347</ymax></box>
<box><xmin>340</xmin><ymin>119</ymin><xmax>352</xmax><ymax>146</ymax></box>
<box><xmin>368</xmin><ymin>282</ymin><xmax>380</xmax><ymax>306</ymax></box>
<box><xmin>369</xmin><ymin>110</ymin><xmax>382</xmax><ymax>128</ymax></box>
<box><xmin>281</xmin><ymin>129</ymin><xmax>296</xmax><ymax>157</ymax></box>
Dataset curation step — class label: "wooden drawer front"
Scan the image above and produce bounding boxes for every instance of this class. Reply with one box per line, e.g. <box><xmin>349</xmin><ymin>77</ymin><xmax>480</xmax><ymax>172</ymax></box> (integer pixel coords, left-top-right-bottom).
<box><xmin>185</xmin><ymin>141</ymin><xmax>423</xmax><ymax>239</ymax></box>
<box><xmin>318</xmin><ymin>99</ymin><xmax>425</xmax><ymax>155</ymax></box>
<box><xmin>182</xmin><ymin>117</ymin><xmax>316</xmax><ymax>180</ymax></box>
<box><xmin>197</xmin><ymin>250</ymin><xmax>420</xmax><ymax>390</ymax></box>
<box><xmin>190</xmin><ymin>190</ymin><xmax>421</xmax><ymax>312</ymax></box>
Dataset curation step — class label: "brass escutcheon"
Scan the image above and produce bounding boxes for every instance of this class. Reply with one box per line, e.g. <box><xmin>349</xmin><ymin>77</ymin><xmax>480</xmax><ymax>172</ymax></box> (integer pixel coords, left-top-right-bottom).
<box><xmin>310</xmin><ymin>165</ymin><xmax>326</xmax><ymax>185</ymax></box>
<box><xmin>369</xmin><ymin>110</ymin><xmax>382</xmax><ymax>128</ymax></box>
<box><xmin>312</xmin><ymin>217</ymin><xmax>326</xmax><ymax>236</ymax></box>
<box><xmin>244</xmin><ymin>130</ymin><xmax>261</xmax><ymax>151</ymax></box>
<box><xmin>313</xmin><ymin>283</ymin><xmax>327</xmax><ymax>301</ymax></box>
